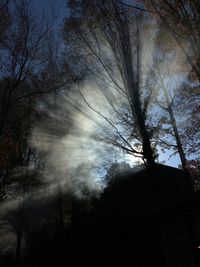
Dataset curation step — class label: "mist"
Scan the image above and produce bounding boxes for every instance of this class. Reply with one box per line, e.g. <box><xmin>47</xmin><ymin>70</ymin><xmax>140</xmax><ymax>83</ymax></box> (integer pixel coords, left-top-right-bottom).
<box><xmin>31</xmin><ymin>80</ymin><xmax>133</xmax><ymax>199</ymax></box>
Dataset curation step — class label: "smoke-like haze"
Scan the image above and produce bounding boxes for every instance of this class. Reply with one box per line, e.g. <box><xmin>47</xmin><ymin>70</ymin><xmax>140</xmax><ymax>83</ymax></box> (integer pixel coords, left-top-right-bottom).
<box><xmin>31</xmin><ymin>80</ymin><xmax>130</xmax><ymax>199</ymax></box>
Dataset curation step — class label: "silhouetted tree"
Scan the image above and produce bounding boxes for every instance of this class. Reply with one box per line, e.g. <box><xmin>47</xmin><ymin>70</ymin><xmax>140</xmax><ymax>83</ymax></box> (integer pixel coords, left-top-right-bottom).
<box><xmin>64</xmin><ymin>0</ymin><xmax>156</xmax><ymax>166</ymax></box>
<box><xmin>0</xmin><ymin>0</ymin><xmax>71</xmax><ymax>201</ymax></box>
<box><xmin>0</xmin><ymin>0</ymin><xmax>67</xmax><ymax>137</ymax></box>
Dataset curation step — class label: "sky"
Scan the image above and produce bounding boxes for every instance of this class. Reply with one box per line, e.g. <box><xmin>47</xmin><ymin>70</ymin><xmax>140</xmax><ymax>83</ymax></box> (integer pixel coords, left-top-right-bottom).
<box><xmin>32</xmin><ymin>0</ymin><xmax>67</xmax><ymax>30</ymax></box>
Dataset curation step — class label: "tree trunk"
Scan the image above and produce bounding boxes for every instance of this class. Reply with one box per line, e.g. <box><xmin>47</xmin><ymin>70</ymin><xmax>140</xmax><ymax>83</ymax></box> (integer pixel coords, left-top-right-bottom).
<box><xmin>140</xmin><ymin>126</ymin><xmax>155</xmax><ymax>166</ymax></box>
<box><xmin>58</xmin><ymin>195</ymin><xmax>64</xmax><ymax>232</ymax></box>
<box><xmin>167</xmin><ymin>106</ymin><xmax>187</xmax><ymax>170</ymax></box>
<box><xmin>167</xmin><ymin>106</ymin><xmax>193</xmax><ymax>192</ymax></box>
<box><xmin>162</xmin><ymin>87</ymin><xmax>187</xmax><ymax>170</ymax></box>
<box><xmin>15</xmin><ymin>229</ymin><xmax>22</xmax><ymax>264</ymax></box>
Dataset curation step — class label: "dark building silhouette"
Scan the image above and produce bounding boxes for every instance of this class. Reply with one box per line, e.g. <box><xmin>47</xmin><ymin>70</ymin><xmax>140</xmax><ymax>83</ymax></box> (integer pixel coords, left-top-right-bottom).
<box><xmin>71</xmin><ymin>164</ymin><xmax>200</xmax><ymax>267</ymax></box>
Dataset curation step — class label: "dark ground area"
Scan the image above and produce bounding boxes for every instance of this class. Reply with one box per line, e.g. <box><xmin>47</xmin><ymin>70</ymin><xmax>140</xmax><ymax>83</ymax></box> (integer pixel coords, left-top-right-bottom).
<box><xmin>1</xmin><ymin>165</ymin><xmax>200</xmax><ymax>267</ymax></box>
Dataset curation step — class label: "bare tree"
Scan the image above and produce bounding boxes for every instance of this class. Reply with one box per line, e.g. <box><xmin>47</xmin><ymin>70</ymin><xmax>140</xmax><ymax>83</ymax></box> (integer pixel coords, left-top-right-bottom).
<box><xmin>0</xmin><ymin>0</ymin><xmax>71</xmax><ymax>203</ymax></box>
<box><xmin>0</xmin><ymin>0</ymin><xmax>67</xmax><ymax>137</ymax></box>
<box><xmin>64</xmin><ymin>0</ymin><xmax>156</xmax><ymax>166</ymax></box>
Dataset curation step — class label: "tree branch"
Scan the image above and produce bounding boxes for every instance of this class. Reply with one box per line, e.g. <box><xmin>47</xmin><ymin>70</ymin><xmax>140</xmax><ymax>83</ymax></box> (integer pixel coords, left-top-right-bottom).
<box><xmin>79</xmin><ymin>87</ymin><xmax>142</xmax><ymax>156</ymax></box>
<box><xmin>118</xmin><ymin>0</ymin><xmax>154</xmax><ymax>13</ymax></box>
